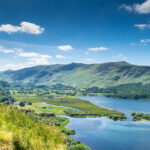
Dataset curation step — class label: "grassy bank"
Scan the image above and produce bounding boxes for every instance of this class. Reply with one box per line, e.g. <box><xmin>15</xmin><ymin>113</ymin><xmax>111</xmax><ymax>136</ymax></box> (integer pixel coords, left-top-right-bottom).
<box><xmin>131</xmin><ymin>112</ymin><xmax>150</xmax><ymax>121</ymax></box>
<box><xmin>0</xmin><ymin>104</ymin><xmax>91</xmax><ymax>150</ymax></box>
<box><xmin>14</xmin><ymin>95</ymin><xmax>126</xmax><ymax>121</ymax></box>
<box><xmin>0</xmin><ymin>104</ymin><xmax>66</xmax><ymax>150</ymax></box>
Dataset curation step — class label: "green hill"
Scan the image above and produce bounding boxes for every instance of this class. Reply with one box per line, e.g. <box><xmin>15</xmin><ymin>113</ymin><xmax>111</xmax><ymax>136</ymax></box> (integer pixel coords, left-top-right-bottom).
<box><xmin>0</xmin><ymin>61</ymin><xmax>150</xmax><ymax>88</ymax></box>
<box><xmin>0</xmin><ymin>104</ymin><xmax>66</xmax><ymax>150</ymax></box>
<box><xmin>0</xmin><ymin>81</ymin><xmax>15</xmax><ymax>103</ymax></box>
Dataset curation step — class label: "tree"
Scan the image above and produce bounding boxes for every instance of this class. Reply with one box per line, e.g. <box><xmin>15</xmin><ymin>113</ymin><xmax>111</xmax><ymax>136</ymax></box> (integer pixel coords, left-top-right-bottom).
<box><xmin>19</xmin><ymin>101</ymin><xmax>26</xmax><ymax>107</ymax></box>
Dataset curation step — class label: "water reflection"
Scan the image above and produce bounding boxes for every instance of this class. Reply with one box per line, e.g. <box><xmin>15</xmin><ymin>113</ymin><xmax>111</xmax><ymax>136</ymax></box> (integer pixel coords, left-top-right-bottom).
<box><xmin>66</xmin><ymin>96</ymin><xmax>150</xmax><ymax>150</ymax></box>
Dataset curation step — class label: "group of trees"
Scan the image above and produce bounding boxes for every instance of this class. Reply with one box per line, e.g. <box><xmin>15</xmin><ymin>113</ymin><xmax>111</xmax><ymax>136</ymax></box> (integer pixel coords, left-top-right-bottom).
<box><xmin>131</xmin><ymin>112</ymin><xmax>150</xmax><ymax>121</ymax></box>
<box><xmin>12</xmin><ymin>82</ymin><xmax>150</xmax><ymax>100</ymax></box>
<box><xmin>0</xmin><ymin>88</ymin><xmax>15</xmax><ymax>104</ymax></box>
<box><xmin>12</xmin><ymin>84</ymin><xmax>78</xmax><ymax>97</ymax></box>
<box><xmin>64</xmin><ymin>109</ymin><xmax>127</xmax><ymax>121</ymax></box>
<box><xmin>83</xmin><ymin>83</ymin><xmax>150</xmax><ymax>99</ymax></box>
<box><xmin>19</xmin><ymin>108</ymin><xmax>76</xmax><ymax>136</ymax></box>
<box><xmin>0</xmin><ymin>80</ymin><xmax>15</xmax><ymax>104</ymax></box>
<box><xmin>19</xmin><ymin>101</ymin><xmax>32</xmax><ymax>107</ymax></box>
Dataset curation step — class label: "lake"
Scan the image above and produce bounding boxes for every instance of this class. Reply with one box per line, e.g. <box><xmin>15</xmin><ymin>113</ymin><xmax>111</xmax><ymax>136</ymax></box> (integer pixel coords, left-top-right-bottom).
<box><xmin>65</xmin><ymin>96</ymin><xmax>150</xmax><ymax>150</ymax></box>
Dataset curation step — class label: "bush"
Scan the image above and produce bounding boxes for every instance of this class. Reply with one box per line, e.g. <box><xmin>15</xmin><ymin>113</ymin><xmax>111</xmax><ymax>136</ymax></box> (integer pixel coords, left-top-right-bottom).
<box><xmin>28</xmin><ymin>102</ymin><xmax>32</xmax><ymax>105</ymax></box>
<box><xmin>70</xmin><ymin>144</ymin><xmax>90</xmax><ymax>150</ymax></box>
<box><xmin>19</xmin><ymin>101</ymin><xmax>26</xmax><ymax>107</ymax></box>
<box><xmin>0</xmin><ymin>104</ymin><xmax>66</xmax><ymax>150</ymax></box>
<box><xmin>131</xmin><ymin>112</ymin><xmax>136</xmax><ymax>116</ymax></box>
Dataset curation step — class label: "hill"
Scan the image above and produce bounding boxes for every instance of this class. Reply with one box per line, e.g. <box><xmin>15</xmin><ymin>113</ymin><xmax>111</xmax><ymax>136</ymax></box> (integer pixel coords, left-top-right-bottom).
<box><xmin>0</xmin><ymin>104</ymin><xmax>66</xmax><ymax>150</ymax></box>
<box><xmin>0</xmin><ymin>61</ymin><xmax>150</xmax><ymax>88</ymax></box>
<box><xmin>0</xmin><ymin>81</ymin><xmax>15</xmax><ymax>103</ymax></box>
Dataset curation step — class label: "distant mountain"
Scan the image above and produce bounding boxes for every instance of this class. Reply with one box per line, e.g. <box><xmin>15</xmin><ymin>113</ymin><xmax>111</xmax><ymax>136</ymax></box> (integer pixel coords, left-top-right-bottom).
<box><xmin>0</xmin><ymin>80</ymin><xmax>10</xmax><ymax>89</ymax></box>
<box><xmin>0</xmin><ymin>61</ymin><xmax>150</xmax><ymax>88</ymax></box>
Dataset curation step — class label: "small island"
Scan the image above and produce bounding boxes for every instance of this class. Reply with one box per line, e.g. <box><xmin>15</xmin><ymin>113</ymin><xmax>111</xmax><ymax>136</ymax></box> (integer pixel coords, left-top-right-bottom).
<box><xmin>131</xmin><ymin>112</ymin><xmax>150</xmax><ymax>121</ymax></box>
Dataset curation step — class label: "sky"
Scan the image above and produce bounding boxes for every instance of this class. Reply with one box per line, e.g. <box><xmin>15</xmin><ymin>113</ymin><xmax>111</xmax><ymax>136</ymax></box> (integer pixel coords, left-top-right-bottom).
<box><xmin>0</xmin><ymin>0</ymin><xmax>150</xmax><ymax>70</ymax></box>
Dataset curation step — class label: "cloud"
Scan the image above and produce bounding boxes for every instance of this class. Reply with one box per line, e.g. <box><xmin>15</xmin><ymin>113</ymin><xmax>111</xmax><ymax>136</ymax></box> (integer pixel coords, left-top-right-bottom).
<box><xmin>28</xmin><ymin>56</ymin><xmax>51</xmax><ymax>65</ymax></box>
<box><xmin>18</xmin><ymin>51</ymin><xmax>52</xmax><ymax>65</ymax></box>
<box><xmin>0</xmin><ymin>46</ymin><xmax>52</xmax><ymax>66</ymax></box>
<box><xmin>117</xmin><ymin>54</ymin><xmax>128</xmax><ymax>60</ymax></box>
<box><xmin>3</xmin><ymin>63</ymin><xmax>29</xmax><ymax>71</ymax></box>
<box><xmin>0</xmin><ymin>52</ymin><xmax>51</xmax><ymax>71</ymax></box>
<box><xmin>88</xmin><ymin>47</ymin><xmax>108</xmax><ymax>51</ymax></box>
<box><xmin>18</xmin><ymin>52</ymin><xmax>39</xmax><ymax>57</ymax></box>
<box><xmin>56</xmin><ymin>55</ymin><xmax>66</xmax><ymax>58</ymax></box>
<box><xmin>120</xmin><ymin>0</ymin><xmax>150</xmax><ymax>14</ymax></box>
<box><xmin>85</xmin><ymin>52</ymin><xmax>89</xmax><ymax>55</ymax></box>
<box><xmin>119</xmin><ymin>4</ymin><xmax>133</xmax><ymax>12</ymax></box>
<box><xmin>0</xmin><ymin>22</ymin><xmax>44</xmax><ymax>34</ymax></box>
<box><xmin>85</xmin><ymin>58</ymin><xmax>95</xmax><ymax>62</ymax></box>
<box><xmin>0</xmin><ymin>46</ymin><xmax>15</xmax><ymax>53</ymax></box>
<box><xmin>0</xmin><ymin>25</ymin><xmax>20</xmax><ymax>34</ymax></box>
<box><xmin>57</xmin><ymin>45</ymin><xmax>73</xmax><ymax>51</ymax></box>
<box><xmin>113</xmin><ymin>54</ymin><xmax>128</xmax><ymax>61</ymax></box>
<box><xmin>141</xmin><ymin>39</ymin><xmax>150</xmax><ymax>43</ymax></box>
<box><xmin>134</xmin><ymin>0</ymin><xmax>150</xmax><ymax>14</ymax></box>
<box><xmin>134</xmin><ymin>24</ymin><xmax>150</xmax><ymax>30</ymax></box>
<box><xmin>20</xmin><ymin>22</ymin><xmax>44</xmax><ymax>34</ymax></box>
<box><xmin>130</xmin><ymin>42</ymin><xmax>135</xmax><ymax>46</ymax></box>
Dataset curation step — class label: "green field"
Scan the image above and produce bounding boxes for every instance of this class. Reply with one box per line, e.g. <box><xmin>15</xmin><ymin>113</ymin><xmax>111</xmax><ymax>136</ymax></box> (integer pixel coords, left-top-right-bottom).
<box><xmin>14</xmin><ymin>95</ymin><xmax>126</xmax><ymax>120</ymax></box>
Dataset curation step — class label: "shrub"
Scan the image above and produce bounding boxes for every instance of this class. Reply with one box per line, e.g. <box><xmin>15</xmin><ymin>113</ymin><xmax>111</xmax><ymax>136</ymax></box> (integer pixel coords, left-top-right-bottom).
<box><xmin>0</xmin><ymin>104</ymin><xmax>66</xmax><ymax>150</ymax></box>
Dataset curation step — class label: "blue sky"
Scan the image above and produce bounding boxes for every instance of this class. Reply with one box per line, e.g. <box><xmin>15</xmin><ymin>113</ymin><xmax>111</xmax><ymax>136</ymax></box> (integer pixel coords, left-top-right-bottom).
<box><xmin>0</xmin><ymin>0</ymin><xmax>150</xmax><ymax>70</ymax></box>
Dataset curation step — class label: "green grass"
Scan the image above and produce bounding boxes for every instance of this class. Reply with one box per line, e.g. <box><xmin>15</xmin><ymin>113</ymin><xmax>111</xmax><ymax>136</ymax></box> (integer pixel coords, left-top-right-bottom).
<box><xmin>14</xmin><ymin>95</ymin><xmax>47</xmax><ymax>102</ymax></box>
<box><xmin>16</xmin><ymin>103</ymin><xmax>67</xmax><ymax>115</ymax></box>
<box><xmin>14</xmin><ymin>95</ymin><xmax>126</xmax><ymax>121</ymax></box>
<box><xmin>47</xmin><ymin>96</ymin><xmax>122</xmax><ymax>115</ymax></box>
<box><xmin>0</xmin><ymin>104</ymin><xmax>66</xmax><ymax>150</ymax></box>
<box><xmin>14</xmin><ymin>95</ymin><xmax>122</xmax><ymax>115</ymax></box>
<box><xmin>0</xmin><ymin>130</ymin><xmax>13</xmax><ymax>150</ymax></box>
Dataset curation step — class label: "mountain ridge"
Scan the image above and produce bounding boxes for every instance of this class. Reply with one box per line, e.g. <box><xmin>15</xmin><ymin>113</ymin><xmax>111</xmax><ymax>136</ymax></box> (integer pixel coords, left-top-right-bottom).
<box><xmin>0</xmin><ymin>61</ymin><xmax>150</xmax><ymax>88</ymax></box>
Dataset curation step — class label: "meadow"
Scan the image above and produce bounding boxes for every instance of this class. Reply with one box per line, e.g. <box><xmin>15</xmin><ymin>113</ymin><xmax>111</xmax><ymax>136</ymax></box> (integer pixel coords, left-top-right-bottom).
<box><xmin>0</xmin><ymin>103</ymin><xmax>91</xmax><ymax>150</ymax></box>
<box><xmin>14</xmin><ymin>94</ymin><xmax>126</xmax><ymax>121</ymax></box>
<box><xmin>0</xmin><ymin>104</ymin><xmax>66</xmax><ymax>150</ymax></box>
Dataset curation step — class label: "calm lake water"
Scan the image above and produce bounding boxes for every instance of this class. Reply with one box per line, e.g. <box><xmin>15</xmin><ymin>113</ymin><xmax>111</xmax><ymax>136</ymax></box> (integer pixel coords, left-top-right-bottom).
<box><xmin>65</xmin><ymin>96</ymin><xmax>150</xmax><ymax>150</ymax></box>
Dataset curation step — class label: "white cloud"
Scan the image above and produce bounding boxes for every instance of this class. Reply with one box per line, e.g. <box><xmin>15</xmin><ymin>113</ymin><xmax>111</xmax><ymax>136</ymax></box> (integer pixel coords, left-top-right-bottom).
<box><xmin>3</xmin><ymin>63</ymin><xmax>29</xmax><ymax>71</ymax></box>
<box><xmin>85</xmin><ymin>52</ymin><xmax>89</xmax><ymax>55</ymax></box>
<box><xmin>120</xmin><ymin>0</ymin><xmax>150</xmax><ymax>14</ymax></box>
<box><xmin>56</xmin><ymin>55</ymin><xmax>66</xmax><ymax>58</ymax></box>
<box><xmin>117</xmin><ymin>54</ymin><xmax>128</xmax><ymax>60</ymax></box>
<box><xmin>119</xmin><ymin>4</ymin><xmax>133</xmax><ymax>12</ymax></box>
<box><xmin>88</xmin><ymin>47</ymin><xmax>108</xmax><ymax>51</ymax></box>
<box><xmin>134</xmin><ymin>0</ymin><xmax>150</xmax><ymax>14</ymax></box>
<box><xmin>0</xmin><ymin>53</ymin><xmax>51</xmax><ymax>71</ymax></box>
<box><xmin>20</xmin><ymin>22</ymin><xmax>44</xmax><ymax>34</ymax></box>
<box><xmin>18</xmin><ymin>52</ymin><xmax>39</xmax><ymax>57</ymax></box>
<box><xmin>134</xmin><ymin>24</ymin><xmax>150</xmax><ymax>30</ymax></box>
<box><xmin>0</xmin><ymin>22</ymin><xmax>44</xmax><ymax>34</ymax></box>
<box><xmin>85</xmin><ymin>58</ymin><xmax>95</xmax><ymax>62</ymax></box>
<box><xmin>18</xmin><ymin>51</ymin><xmax>52</xmax><ymax>65</ymax></box>
<box><xmin>28</xmin><ymin>56</ymin><xmax>50</xmax><ymax>65</ymax></box>
<box><xmin>0</xmin><ymin>46</ymin><xmax>15</xmax><ymax>53</ymax></box>
<box><xmin>130</xmin><ymin>42</ymin><xmax>135</xmax><ymax>46</ymax></box>
<box><xmin>57</xmin><ymin>45</ymin><xmax>73</xmax><ymax>51</ymax></box>
<box><xmin>140</xmin><ymin>39</ymin><xmax>150</xmax><ymax>44</ymax></box>
<box><xmin>0</xmin><ymin>24</ymin><xmax>20</xmax><ymax>34</ymax></box>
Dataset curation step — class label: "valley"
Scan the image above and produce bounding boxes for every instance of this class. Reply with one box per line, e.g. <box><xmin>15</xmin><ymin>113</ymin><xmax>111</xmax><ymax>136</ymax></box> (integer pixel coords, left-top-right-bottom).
<box><xmin>1</xmin><ymin>62</ymin><xmax>150</xmax><ymax>150</ymax></box>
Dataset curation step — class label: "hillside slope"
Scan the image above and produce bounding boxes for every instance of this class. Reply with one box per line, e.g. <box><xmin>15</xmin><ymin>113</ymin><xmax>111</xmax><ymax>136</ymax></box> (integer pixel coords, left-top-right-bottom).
<box><xmin>0</xmin><ymin>81</ymin><xmax>15</xmax><ymax>103</ymax></box>
<box><xmin>0</xmin><ymin>104</ymin><xmax>66</xmax><ymax>150</ymax></box>
<box><xmin>0</xmin><ymin>61</ymin><xmax>150</xmax><ymax>88</ymax></box>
